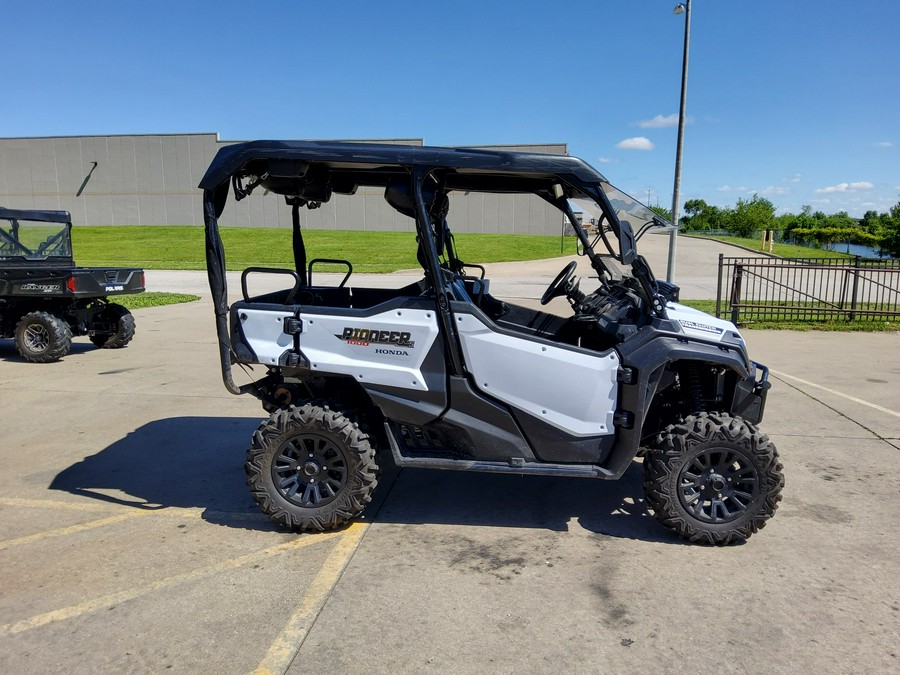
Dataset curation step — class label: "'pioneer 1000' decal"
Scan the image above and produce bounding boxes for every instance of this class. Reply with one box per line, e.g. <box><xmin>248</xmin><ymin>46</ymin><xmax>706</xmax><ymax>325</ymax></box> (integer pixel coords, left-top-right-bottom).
<box><xmin>336</xmin><ymin>327</ymin><xmax>416</xmax><ymax>349</ymax></box>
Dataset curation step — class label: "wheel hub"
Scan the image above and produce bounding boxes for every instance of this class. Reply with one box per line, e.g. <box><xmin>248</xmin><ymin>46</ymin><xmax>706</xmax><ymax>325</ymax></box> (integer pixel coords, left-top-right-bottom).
<box><xmin>301</xmin><ymin>460</ymin><xmax>320</xmax><ymax>479</ymax></box>
<box><xmin>699</xmin><ymin>470</ymin><xmax>731</xmax><ymax>499</ymax></box>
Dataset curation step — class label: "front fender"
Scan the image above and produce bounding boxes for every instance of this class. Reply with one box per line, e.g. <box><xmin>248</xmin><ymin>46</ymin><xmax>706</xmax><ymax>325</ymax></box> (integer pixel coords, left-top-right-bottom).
<box><xmin>603</xmin><ymin>327</ymin><xmax>753</xmax><ymax>478</ymax></box>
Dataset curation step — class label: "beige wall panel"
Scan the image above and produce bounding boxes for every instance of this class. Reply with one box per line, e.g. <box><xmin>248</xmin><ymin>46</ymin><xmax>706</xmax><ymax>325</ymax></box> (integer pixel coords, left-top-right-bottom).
<box><xmin>55</xmin><ymin>137</ymin><xmax>83</xmax><ymax>202</ymax></box>
<box><xmin>1</xmin><ymin>135</ymin><xmax>568</xmax><ymax>232</ymax></box>
<box><xmin>4</xmin><ymin>140</ymin><xmax>33</xmax><ymax>197</ymax></box>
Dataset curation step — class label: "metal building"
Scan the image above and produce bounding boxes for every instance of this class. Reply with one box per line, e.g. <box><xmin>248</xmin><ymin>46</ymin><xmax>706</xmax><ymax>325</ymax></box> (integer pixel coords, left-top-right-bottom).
<box><xmin>0</xmin><ymin>134</ymin><xmax>567</xmax><ymax>235</ymax></box>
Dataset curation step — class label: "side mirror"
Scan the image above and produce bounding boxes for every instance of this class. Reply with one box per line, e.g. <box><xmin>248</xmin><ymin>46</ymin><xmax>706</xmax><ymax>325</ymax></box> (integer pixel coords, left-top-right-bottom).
<box><xmin>619</xmin><ymin>220</ymin><xmax>636</xmax><ymax>265</ymax></box>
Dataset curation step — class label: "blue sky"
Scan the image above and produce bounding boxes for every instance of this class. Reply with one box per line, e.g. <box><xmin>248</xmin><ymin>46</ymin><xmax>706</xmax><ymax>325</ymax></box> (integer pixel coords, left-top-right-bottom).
<box><xmin>4</xmin><ymin>0</ymin><xmax>898</xmax><ymax>217</ymax></box>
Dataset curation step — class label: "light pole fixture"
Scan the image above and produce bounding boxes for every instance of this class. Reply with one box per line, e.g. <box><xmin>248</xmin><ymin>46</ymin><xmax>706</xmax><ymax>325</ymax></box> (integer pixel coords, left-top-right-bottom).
<box><xmin>667</xmin><ymin>0</ymin><xmax>691</xmax><ymax>283</ymax></box>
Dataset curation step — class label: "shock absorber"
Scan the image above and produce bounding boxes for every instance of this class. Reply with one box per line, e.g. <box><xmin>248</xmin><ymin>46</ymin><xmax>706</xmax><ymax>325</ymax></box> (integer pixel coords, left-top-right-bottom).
<box><xmin>680</xmin><ymin>362</ymin><xmax>705</xmax><ymax>414</ymax></box>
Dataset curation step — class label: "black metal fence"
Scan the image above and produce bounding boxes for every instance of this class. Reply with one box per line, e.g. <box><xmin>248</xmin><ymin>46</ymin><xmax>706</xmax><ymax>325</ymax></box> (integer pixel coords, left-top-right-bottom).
<box><xmin>715</xmin><ymin>255</ymin><xmax>900</xmax><ymax>324</ymax></box>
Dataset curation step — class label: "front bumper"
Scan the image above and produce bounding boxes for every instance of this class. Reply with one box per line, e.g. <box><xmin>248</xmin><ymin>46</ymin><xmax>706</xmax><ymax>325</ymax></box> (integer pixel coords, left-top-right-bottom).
<box><xmin>731</xmin><ymin>361</ymin><xmax>771</xmax><ymax>425</ymax></box>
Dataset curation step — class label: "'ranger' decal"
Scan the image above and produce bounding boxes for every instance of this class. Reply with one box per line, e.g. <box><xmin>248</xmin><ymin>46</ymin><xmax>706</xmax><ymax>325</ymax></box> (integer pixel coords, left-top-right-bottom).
<box><xmin>20</xmin><ymin>283</ymin><xmax>60</xmax><ymax>293</ymax></box>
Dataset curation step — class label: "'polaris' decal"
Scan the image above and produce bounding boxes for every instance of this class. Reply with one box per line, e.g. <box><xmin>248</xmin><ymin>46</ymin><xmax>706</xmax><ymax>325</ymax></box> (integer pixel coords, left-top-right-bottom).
<box><xmin>679</xmin><ymin>320</ymin><xmax>725</xmax><ymax>335</ymax></box>
<box><xmin>337</xmin><ymin>327</ymin><xmax>415</xmax><ymax>348</ymax></box>
<box><xmin>105</xmin><ymin>285</ymin><xmax>125</xmax><ymax>292</ymax></box>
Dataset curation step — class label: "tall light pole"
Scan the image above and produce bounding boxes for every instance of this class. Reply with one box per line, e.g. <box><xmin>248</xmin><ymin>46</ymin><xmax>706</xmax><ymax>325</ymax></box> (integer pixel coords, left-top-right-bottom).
<box><xmin>667</xmin><ymin>0</ymin><xmax>691</xmax><ymax>283</ymax></box>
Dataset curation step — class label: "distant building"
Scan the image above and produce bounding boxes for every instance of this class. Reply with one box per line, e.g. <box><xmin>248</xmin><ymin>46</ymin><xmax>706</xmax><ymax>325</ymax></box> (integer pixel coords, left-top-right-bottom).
<box><xmin>0</xmin><ymin>133</ymin><xmax>567</xmax><ymax>235</ymax></box>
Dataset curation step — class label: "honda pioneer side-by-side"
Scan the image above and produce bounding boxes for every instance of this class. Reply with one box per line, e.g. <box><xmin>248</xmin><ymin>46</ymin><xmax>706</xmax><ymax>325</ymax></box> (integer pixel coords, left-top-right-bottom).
<box><xmin>199</xmin><ymin>141</ymin><xmax>783</xmax><ymax>544</ymax></box>
<box><xmin>0</xmin><ymin>208</ymin><xmax>144</xmax><ymax>362</ymax></box>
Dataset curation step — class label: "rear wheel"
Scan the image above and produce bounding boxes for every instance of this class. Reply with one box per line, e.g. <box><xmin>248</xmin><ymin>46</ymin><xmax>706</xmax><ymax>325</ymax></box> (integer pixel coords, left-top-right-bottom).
<box><xmin>14</xmin><ymin>311</ymin><xmax>72</xmax><ymax>363</ymax></box>
<box><xmin>89</xmin><ymin>303</ymin><xmax>135</xmax><ymax>349</ymax></box>
<box><xmin>246</xmin><ymin>402</ymin><xmax>379</xmax><ymax>531</ymax></box>
<box><xmin>642</xmin><ymin>412</ymin><xmax>784</xmax><ymax>545</ymax></box>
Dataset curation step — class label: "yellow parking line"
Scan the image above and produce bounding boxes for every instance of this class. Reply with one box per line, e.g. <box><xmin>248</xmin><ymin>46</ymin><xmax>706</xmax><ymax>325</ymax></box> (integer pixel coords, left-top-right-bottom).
<box><xmin>0</xmin><ymin>511</ymin><xmax>151</xmax><ymax>551</ymax></box>
<box><xmin>0</xmin><ymin>532</ymin><xmax>339</xmax><ymax>638</ymax></box>
<box><xmin>253</xmin><ymin>522</ymin><xmax>368</xmax><ymax>675</ymax></box>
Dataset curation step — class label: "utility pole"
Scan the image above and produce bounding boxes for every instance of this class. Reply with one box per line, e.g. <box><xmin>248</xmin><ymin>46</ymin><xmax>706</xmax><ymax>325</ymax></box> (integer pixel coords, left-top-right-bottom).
<box><xmin>667</xmin><ymin>0</ymin><xmax>691</xmax><ymax>283</ymax></box>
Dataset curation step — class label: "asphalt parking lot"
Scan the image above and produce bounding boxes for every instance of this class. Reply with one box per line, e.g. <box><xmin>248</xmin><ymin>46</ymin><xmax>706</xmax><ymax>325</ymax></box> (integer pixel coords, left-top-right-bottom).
<box><xmin>1</xmin><ymin>243</ymin><xmax>898</xmax><ymax>673</ymax></box>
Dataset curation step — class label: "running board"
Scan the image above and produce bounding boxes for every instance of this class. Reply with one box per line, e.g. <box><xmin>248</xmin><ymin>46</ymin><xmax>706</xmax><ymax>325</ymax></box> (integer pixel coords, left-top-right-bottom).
<box><xmin>384</xmin><ymin>422</ymin><xmax>613</xmax><ymax>478</ymax></box>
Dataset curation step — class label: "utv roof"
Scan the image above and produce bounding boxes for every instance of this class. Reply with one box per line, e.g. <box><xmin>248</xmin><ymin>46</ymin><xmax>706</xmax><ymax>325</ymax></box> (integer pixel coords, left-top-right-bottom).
<box><xmin>0</xmin><ymin>207</ymin><xmax>71</xmax><ymax>224</ymax></box>
<box><xmin>198</xmin><ymin>140</ymin><xmax>608</xmax><ymax>191</ymax></box>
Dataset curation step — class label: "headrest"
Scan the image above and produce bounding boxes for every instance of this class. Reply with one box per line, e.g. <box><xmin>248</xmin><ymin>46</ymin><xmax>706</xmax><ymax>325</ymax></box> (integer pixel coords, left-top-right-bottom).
<box><xmin>385</xmin><ymin>177</ymin><xmax>442</xmax><ymax>219</ymax></box>
<box><xmin>384</xmin><ymin>177</ymin><xmax>416</xmax><ymax>218</ymax></box>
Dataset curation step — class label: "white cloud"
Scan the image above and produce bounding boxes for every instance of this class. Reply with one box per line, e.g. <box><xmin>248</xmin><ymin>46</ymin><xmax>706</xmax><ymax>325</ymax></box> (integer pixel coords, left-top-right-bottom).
<box><xmin>638</xmin><ymin>114</ymin><xmax>679</xmax><ymax>129</ymax></box>
<box><xmin>717</xmin><ymin>185</ymin><xmax>748</xmax><ymax>193</ymax></box>
<box><xmin>875</xmin><ymin>141</ymin><xmax>893</xmax><ymax>148</ymax></box>
<box><xmin>761</xmin><ymin>186</ymin><xmax>790</xmax><ymax>196</ymax></box>
<box><xmin>815</xmin><ymin>181</ymin><xmax>874</xmax><ymax>194</ymax></box>
<box><xmin>597</xmin><ymin>157</ymin><xmax>616</xmax><ymax>164</ymax></box>
<box><xmin>616</xmin><ymin>137</ymin><xmax>655</xmax><ymax>151</ymax></box>
<box><xmin>787</xmin><ymin>173</ymin><xmax>802</xmax><ymax>183</ymax></box>
<box><xmin>816</xmin><ymin>183</ymin><xmax>848</xmax><ymax>194</ymax></box>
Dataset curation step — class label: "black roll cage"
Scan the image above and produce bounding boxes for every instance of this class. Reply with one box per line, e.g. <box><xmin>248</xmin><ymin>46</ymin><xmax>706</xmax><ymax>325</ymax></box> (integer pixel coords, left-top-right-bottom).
<box><xmin>199</xmin><ymin>141</ymin><xmax>656</xmax><ymax>398</ymax></box>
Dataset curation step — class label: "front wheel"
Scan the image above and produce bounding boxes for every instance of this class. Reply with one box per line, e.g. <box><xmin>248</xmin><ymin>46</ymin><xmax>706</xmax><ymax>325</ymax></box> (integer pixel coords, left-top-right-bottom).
<box><xmin>642</xmin><ymin>412</ymin><xmax>784</xmax><ymax>545</ymax></box>
<box><xmin>14</xmin><ymin>311</ymin><xmax>72</xmax><ymax>363</ymax></box>
<box><xmin>245</xmin><ymin>403</ymin><xmax>379</xmax><ymax>531</ymax></box>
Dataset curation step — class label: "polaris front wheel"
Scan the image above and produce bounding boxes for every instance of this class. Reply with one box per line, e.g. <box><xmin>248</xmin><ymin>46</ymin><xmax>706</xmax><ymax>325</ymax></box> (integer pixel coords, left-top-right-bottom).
<box><xmin>246</xmin><ymin>403</ymin><xmax>379</xmax><ymax>532</ymax></box>
<box><xmin>89</xmin><ymin>303</ymin><xmax>136</xmax><ymax>349</ymax></box>
<box><xmin>14</xmin><ymin>311</ymin><xmax>73</xmax><ymax>363</ymax></box>
<box><xmin>642</xmin><ymin>412</ymin><xmax>784</xmax><ymax>545</ymax></box>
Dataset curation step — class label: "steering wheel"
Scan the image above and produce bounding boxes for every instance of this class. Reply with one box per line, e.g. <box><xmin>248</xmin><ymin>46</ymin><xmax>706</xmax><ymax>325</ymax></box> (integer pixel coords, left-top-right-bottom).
<box><xmin>540</xmin><ymin>261</ymin><xmax>577</xmax><ymax>305</ymax></box>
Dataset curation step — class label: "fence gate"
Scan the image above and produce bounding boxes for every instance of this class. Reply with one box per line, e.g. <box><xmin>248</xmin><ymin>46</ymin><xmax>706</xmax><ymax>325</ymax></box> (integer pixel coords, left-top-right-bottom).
<box><xmin>715</xmin><ymin>255</ymin><xmax>900</xmax><ymax>324</ymax></box>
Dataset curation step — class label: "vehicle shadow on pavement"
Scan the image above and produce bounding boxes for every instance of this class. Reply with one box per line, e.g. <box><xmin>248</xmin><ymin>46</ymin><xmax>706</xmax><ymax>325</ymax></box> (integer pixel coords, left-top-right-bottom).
<box><xmin>373</xmin><ymin>460</ymin><xmax>688</xmax><ymax>545</ymax></box>
<box><xmin>0</xmin><ymin>340</ymin><xmax>97</xmax><ymax>362</ymax></box>
<box><xmin>49</xmin><ymin>416</ymin><xmax>280</xmax><ymax>531</ymax></box>
<box><xmin>49</xmin><ymin>416</ymin><xmax>685</xmax><ymax>543</ymax></box>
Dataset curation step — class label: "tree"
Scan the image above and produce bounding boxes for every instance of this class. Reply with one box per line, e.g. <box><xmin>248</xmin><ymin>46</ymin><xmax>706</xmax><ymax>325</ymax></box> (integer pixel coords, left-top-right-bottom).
<box><xmin>725</xmin><ymin>194</ymin><xmax>776</xmax><ymax>238</ymax></box>
<box><xmin>680</xmin><ymin>198</ymin><xmax>725</xmax><ymax>231</ymax></box>
<box><xmin>878</xmin><ymin>202</ymin><xmax>900</xmax><ymax>258</ymax></box>
<box><xmin>649</xmin><ymin>204</ymin><xmax>672</xmax><ymax>222</ymax></box>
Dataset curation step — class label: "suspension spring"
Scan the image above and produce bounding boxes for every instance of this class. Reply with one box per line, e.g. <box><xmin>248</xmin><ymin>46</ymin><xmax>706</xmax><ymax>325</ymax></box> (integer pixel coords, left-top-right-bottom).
<box><xmin>680</xmin><ymin>363</ymin><xmax>705</xmax><ymax>413</ymax></box>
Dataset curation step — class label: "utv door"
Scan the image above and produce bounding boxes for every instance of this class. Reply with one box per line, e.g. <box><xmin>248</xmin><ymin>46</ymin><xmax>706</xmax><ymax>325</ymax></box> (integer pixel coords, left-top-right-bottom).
<box><xmin>449</xmin><ymin>302</ymin><xmax>620</xmax><ymax>464</ymax></box>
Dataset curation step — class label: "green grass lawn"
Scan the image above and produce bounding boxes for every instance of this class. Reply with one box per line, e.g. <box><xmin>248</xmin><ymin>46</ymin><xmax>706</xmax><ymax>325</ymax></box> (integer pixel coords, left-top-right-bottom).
<box><xmin>69</xmin><ymin>226</ymin><xmax>895</xmax><ymax>331</ymax></box>
<box><xmin>678</xmin><ymin>299</ymin><xmax>897</xmax><ymax>331</ymax></box>
<box><xmin>117</xmin><ymin>292</ymin><xmax>200</xmax><ymax>309</ymax></box>
<box><xmin>683</xmin><ymin>233</ymin><xmax>853</xmax><ymax>259</ymax></box>
<box><xmin>72</xmin><ymin>226</ymin><xmax>576</xmax><ymax>273</ymax></box>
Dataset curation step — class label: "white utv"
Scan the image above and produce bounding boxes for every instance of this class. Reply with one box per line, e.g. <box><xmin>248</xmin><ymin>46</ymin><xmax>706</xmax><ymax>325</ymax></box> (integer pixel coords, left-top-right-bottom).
<box><xmin>200</xmin><ymin>141</ymin><xmax>783</xmax><ymax>545</ymax></box>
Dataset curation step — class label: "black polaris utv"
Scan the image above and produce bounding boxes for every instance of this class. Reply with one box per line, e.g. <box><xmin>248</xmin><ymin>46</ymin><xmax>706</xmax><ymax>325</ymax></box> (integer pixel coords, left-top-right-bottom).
<box><xmin>0</xmin><ymin>207</ymin><xmax>144</xmax><ymax>362</ymax></box>
<box><xmin>199</xmin><ymin>141</ymin><xmax>783</xmax><ymax>544</ymax></box>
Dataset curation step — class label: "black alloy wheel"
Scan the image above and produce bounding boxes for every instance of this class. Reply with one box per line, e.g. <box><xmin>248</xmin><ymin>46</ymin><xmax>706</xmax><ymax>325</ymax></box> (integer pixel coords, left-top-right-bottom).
<box><xmin>677</xmin><ymin>447</ymin><xmax>759</xmax><ymax>523</ymax></box>
<box><xmin>273</xmin><ymin>432</ymin><xmax>348</xmax><ymax>508</ymax></box>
